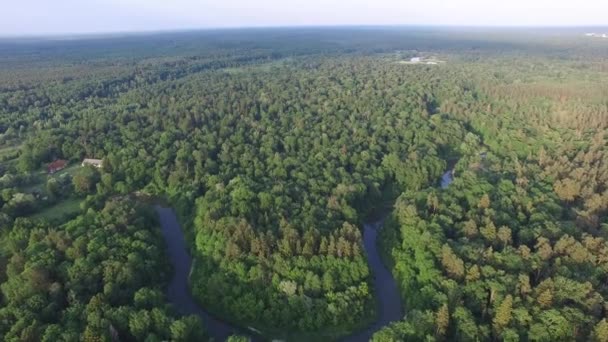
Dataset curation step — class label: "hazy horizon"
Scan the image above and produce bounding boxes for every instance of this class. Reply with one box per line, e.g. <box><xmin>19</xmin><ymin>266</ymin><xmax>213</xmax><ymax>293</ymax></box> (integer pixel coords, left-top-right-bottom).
<box><xmin>4</xmin><ymin>25</ymin><xmax>608</xmax><ymax>40</ymax></box>
<box><xmin>2</xmin><ymin>0</ymin><xmax>608</xmax><ymax>37</ymax></box>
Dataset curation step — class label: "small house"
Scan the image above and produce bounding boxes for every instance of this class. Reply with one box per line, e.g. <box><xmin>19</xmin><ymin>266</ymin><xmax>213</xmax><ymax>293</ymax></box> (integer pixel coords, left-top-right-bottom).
<box><xmin>410</xmin><ymin>57</ymin><xmax>421</xmax><ymax>63</ymax></box>
<box><xmin>82</xmin><ymin>158</ymin><xmax>103</xmax><ymax>168</ymax></box>
<box><xmin>48</xmin><ymin>159</ymin><xmax>68</xmax><ymax>174</ymax></box>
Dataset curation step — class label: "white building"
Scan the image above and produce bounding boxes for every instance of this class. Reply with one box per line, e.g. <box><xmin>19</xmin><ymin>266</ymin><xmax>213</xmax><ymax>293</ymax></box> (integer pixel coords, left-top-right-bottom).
<box><xmin>410</xmin><ymin>57</ymin><xmax>421</xmax><ymax>63</ymax></box>
<box><xmin>82</xmin><ymin>158</ymin><xmax>103</xmax><ymax>168</ymax></box>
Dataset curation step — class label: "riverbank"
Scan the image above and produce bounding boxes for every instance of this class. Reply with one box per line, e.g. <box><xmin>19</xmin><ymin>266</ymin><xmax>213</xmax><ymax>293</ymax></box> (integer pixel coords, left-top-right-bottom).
<box><xmin>156</xmin><ymin>206</ymin><xmax>262</xmax><ymax>341</ymax></box>
<box><xmin>344</xmin><ymin>220</ymin><xmax>404</xmax><ymax>342</ymax></box>
<box><xmin>156</xmin><ymin>204</ymin><xmax>406</xmax><ymax>342</ymax></box>
<box><xmin>154</xmin><ymin>162</ymin><xmax>458</xmax><ymax>341</ymax></box>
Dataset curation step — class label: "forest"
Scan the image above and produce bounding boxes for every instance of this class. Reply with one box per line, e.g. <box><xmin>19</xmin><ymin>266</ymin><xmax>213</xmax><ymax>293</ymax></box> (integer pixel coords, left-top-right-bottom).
<box><xmin>0</xmin><ymin>27</ymin><xmax>607</xmax><ymax>341</ymax></box>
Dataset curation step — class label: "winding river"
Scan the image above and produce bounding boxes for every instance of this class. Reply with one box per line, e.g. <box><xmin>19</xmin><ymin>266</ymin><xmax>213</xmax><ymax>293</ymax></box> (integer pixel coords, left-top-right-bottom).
<box><xmin>156</xmin><ymin>168</ymin><xmax>455</xmax><ymax>341</ymax></box>
<box><xmin>345</xmin><ymin>220</ymin><xmax>403</xmax><ymax>342</ymax></box>
<box><xmin>156</xmin><ymin>206</ymin><xmax>251</xmax><ymax>341</ymax></box>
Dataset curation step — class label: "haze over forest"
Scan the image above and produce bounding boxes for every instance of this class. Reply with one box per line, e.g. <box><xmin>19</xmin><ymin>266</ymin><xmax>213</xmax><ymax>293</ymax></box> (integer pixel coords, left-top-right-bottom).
<box><xmin>2</xmin><ymin>0</ymin><xmax>608</xmax><ymax>36</ymax></box>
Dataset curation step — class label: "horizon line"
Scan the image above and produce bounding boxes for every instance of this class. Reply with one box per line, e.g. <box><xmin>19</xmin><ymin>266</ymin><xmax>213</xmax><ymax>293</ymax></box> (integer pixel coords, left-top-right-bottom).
<box><xmin>2</xmin><ymin>23</ymin><xmax>608</xmax><ymax>40</ymax></box>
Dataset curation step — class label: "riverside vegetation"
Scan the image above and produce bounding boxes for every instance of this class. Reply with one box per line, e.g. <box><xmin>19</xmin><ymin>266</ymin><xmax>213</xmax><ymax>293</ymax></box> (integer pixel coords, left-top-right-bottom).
<box><xmin>0</xmin><ymin>28</ymin><xmax>607</xmax><ymax>341</ymax></box>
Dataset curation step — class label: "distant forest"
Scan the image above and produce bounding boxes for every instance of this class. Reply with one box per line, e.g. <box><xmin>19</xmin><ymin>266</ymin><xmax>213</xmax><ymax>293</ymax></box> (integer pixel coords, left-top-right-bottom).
<box><xmin>0</xmin><ymin>28</ymin><xmax>607</xmax><ymax>341</ymax></box>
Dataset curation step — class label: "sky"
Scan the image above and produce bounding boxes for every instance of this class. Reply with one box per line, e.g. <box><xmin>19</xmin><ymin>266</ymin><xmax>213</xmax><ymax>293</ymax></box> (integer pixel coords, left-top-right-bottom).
<box><xmin>2</xmin><ymin>0</ymin><xmax>608</xmax><ymax>36</ymax></box>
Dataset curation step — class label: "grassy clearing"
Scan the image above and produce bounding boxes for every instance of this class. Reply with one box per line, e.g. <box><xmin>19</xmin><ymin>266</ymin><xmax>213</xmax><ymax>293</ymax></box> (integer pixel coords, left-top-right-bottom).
<box><xmin>0</xmin><ymin>144</ymin><xmax>20</xmax><ymax>159</ymax></box>
<box><xmin>19</xmin><ymin>163</ymin><xmax>81</xmax><ymax>194</ymax></box>
<box><xmin>29</xmin><ymin>198</ymin><xmax>82</xmax><ymax>222</ymax></box>
<box><xmin>19</xmin><ymin>172</ymin><xmax>46</xmax><ymax>193</ymax></box>
<box><xmin>222</xmin><ymin>58</ymin><xmax>291</xmax><ymax>74</ymax></box>
<box><xmin>52</xmin><ymin>164</ymin><xmax>80</xmax><ymax>178</ymax></box>
<box><xmin>0</xmin><ymin>144</ymin><xmax>22</xmax><ymax>170</ymax></box>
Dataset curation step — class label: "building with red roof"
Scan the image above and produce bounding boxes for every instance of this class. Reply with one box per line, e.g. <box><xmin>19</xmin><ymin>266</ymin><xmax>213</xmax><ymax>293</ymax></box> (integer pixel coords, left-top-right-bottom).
<box><xmin>48</xmin><ymin>159</ymin><xmax>68</xmax><ymax>174</ymax></box>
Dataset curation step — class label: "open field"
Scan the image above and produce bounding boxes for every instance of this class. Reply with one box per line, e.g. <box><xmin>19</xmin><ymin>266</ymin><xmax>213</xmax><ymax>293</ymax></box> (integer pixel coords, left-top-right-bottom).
<box><xmin>0</xmin><ymin>144</ymin><xmax>20</xmax><ymax>159</ymax></box>
<box><xmin>29</xmin><ymin>198</ymin><xmax>82</xmax><ymax>221</ymax></box>
<box><xmin>19</xmin><ymin>163</ymin><xmax>80</xmax><ymax>194</ymax></box>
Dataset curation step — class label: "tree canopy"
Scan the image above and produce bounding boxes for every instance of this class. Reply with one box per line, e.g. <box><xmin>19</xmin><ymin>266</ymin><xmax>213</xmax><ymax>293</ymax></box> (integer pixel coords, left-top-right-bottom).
<box><xmin>0</xmin><ymin>27</ymin><xmax>607</xmax><ymax>341</ymax></box>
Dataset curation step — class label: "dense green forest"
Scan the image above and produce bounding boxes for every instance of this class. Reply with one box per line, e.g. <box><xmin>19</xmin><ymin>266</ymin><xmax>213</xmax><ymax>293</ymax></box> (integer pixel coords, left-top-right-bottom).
<box><xmin>0</xmin><ymin>28</ymin><xmax>607</xmax><ymax>341</ymax></box>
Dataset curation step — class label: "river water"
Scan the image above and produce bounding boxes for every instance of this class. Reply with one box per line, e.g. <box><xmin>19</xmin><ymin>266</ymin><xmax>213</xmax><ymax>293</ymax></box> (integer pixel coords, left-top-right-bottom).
<box><xmin>156</xmin><ymin>168</ymin><xmax>455</xmax><ymax>341</ymax></box>
<box><xmin>344</xmin><ymin>220</ymin><xmax>403</xmax><ymax>342</ymax></box>
<box><xmin>156</xmin><ymin>206</ymin><xmax>239</xmax><ymax>341</ymax></box>
<box><xmin>441</xmin><ymin>169</ymin><xmax>454</xmax><ymax>189</ymax></box>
